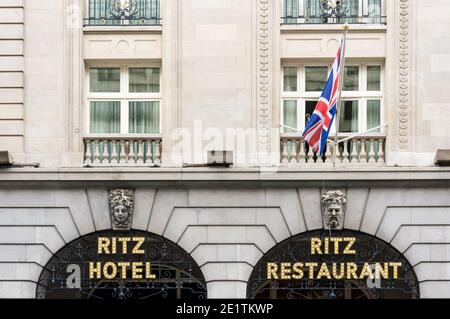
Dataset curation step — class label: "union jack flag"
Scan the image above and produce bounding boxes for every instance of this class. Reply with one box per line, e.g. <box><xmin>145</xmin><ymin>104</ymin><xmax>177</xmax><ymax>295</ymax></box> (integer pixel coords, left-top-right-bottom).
<box><xmin>303</xmin><ymin>39</ymin><xmax>345</xmax><ymax>156</ymax></box>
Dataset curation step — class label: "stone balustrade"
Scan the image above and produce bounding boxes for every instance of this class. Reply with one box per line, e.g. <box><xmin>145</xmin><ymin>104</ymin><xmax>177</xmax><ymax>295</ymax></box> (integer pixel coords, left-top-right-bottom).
<box><xmin>83</xmin><ymin>137</ymin><xmax>162</xmax><ymax>166</ymax></box>
<box><xmin>280</xmin><ymin>135</ymin><xmax>386</xmax><ymax>166</ymax></box>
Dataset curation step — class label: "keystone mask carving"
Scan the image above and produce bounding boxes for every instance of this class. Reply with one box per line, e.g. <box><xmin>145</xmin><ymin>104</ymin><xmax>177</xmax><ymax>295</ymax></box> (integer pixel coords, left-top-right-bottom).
<box><xmin>321</xmin><ymin>190</ymin><xmax>347</xmax><ymax>230</ymax></box>
<box><xmin>109</xmin><ymin>189</ymin><xmax>135</xmax><ymax>231</ymax></box>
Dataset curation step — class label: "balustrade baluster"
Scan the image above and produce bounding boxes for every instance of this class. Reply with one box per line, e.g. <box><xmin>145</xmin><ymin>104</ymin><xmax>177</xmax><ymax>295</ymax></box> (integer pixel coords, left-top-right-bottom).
<box><xmin>378</xmin><ymin>138</ymin><xmax>385</xmax><ymax>163</ymax></box>
<box><xmin>325</xmin><ymin>141</ymin><xmax>333</xmax><ymax>164</ymax></box>
<box><xmin>297</xmin><ymin>139</ymin><xmax>305</xmax><ymax>163</ymax></box>
<box><xmin>101</xmin><ymin>140</ymin><xmax>108</xmax><ymax>164</ymax></box>
<box><xmin>155</xmin><ymin>140</ymin><xmax>161</xmax><ymax>164</ymax></box>
<box><xmin>128</xmin><ymin>141</ymin><xmax>135</xmax><ymax>163</ymax></box>
<box><xmin>360</xmin><ymin>138</ymin><xmax>368</xmax><ymax>163</ymax></box>
<box><xmin>111</xmin><ymin>140</ymin><xmax>118</xmax><ymax>164</ymax></box>
<box><xmin>85</xmin><ymin>140</ymin><xmax>92</xmax><ymax>164</ymax></box>
<box><xmin>351</xmin><ymin>139</ymin><xmax>359</xmax><ymax>163</ymax></box>
<box><xmin>368</xmin><ymin>139</ymin><xmax>376</xmax><ymax>163</ymax></box>
<box><xmin>93</xmin><ymin>140</ymin><xmax>100</xmax><ymax>164</ymax></box>
<box><xmin>342</xmin><ymin>141</ymin><xmax>350</xmax><ymax>163</ymax></box>
<box><xmin>137</xmin><ymin>140</ymin><xmax>144</xmax><ymax>164</ymax></box>
<box><xmin>119</xmin><ymin>140</ymin><xmax>127</xmax><ymax>163</ymax></box>
<box><xmin>281</xmin><ymin>140</ymin><xmax>288</xmax><ymax>163</ymax></box>
<box><xmin>289</xmin><ymin>139</ymin><xmax>297</xmax><ymax>163</ymax></box>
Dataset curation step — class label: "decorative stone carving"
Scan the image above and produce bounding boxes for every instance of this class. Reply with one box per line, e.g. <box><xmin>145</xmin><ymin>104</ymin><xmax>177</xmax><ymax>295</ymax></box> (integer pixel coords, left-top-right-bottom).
<box><xmin>257</xmin><ymin>0</ymin><xmax>271</xmax><ymax>156</ymax></box>
<box><xmin>321</xmin><ymin>190</ymin><xmax>347</xmax><ymax>230</ymax></box>
<box><xmin>109</xmin><ymin>189</ymin><xmax>135</xmax><ymax>230</ymax></box>
<box><xmin>399</xmin><ymin>0</ymin><xmax>410</xmax><ymax>150</ymax></box>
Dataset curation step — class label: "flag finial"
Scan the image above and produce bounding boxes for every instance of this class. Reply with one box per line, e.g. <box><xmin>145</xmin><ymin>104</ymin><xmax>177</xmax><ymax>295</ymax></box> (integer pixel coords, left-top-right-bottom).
<box><xmin>343</xmin><ymin>22</ymin><xmax>349</xmax><ymax>33</ymax></box>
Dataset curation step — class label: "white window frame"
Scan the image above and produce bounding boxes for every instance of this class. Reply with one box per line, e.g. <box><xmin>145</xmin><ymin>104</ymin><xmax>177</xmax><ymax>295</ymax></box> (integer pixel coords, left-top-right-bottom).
<box><xmin>280</xmin><ymin>62</ymin><xmax>385</xmax><ymax>136</ymax></box>
<box><xmin>85</xmin><ymin>62</ymin><xmax>162</xmax><ymax>137</ymax></box>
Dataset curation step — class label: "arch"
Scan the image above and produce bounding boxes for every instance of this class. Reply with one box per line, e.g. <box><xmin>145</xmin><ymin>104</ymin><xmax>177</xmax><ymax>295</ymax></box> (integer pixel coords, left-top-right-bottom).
<box><xmin>36</xmin><ymin>229</ymin><xmax>207</xmax><ymax>299</ymax></box>
<box><xmin>247</xmin><ymin>229</ymin><xmax>420</xmax><ymax>299</ymax></box>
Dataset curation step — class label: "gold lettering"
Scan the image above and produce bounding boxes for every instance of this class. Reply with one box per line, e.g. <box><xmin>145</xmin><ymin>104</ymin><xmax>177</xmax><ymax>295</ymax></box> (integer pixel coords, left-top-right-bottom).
<box><xmin>330</xmin><ymin>238</ymin><xmax>343</xmax><ymax>254</ymax></box>
<box><xmin>103</xmin><ymin>262</ymin><xmax>118</xmax><ymax>279</ymax></box>
<box><xmin>118</xmin><ymin>237</ymin><xmax>131</xmax><ymax>254</ymax></box>
<box><xmin>132</xmin><ymin>262</ymin><xmax>143</xmax><ymax>279</ymax></box>
<box><xmin>317</xmin><ymin>263</ymin><xmax>332</xmax><ymax>279</ymax></box>
<box><xmin>89</xmin><ymin>262</ymin><xmax>101</xmax><ymax>279</ymax></box>
<box><xmin>132</xmin><ymin>237</ymin><xmax>145</xmax><ymax>254</ymax></box>
<box><xmin>98</xmin><ymin>238</ymin><xmax>110</xmax><ymax>254</ymax></box>
<box><xmin>117</xmin><ymin>262</ymin><xmax>130</xmax><ymax>279</ymax></box>
<box><xmin>292</xmin><ymin>263</ymin><xmax>304</xmax><ymax>280</ymax></box>
<box><xmin>145</xmin><ymin>262</ymin><xmax>156</xmax><ymax>279</ymax></box>
<box><xmin>305</xmin><ymin>262</ymin><xmax>318</xmax><ymax>279</ymax></box>
<box><xmin>343</xmin><ymin>238</ymin><xmax>356</xmax><ymax>254</ymax></box>
<box><xmin>311</xmin><ymin>238</ymin><xmax>322</xmax><ymax>255</ymax></box>
<box><xmin>267</xmin><ymin>263</ymin><xmax>279</xmax><ymax>280</ymax></box>
<box><xmin>346</xmin><ymin>262</ymin><xmax>358</xmax><ymax>279</ymax></box>
<box><xmin>359</xmin><ymin>263</ymin><xmax>374</xmax><ymax>279</ymax></box>
<box><xmin>332</xmin><ymin>263</ymin><xmax>345</xmax><ymax>280</ymax></box>
<box><xmin>375</xmin><ymin>263</ymin><xmax>389</xmax><ymax>279</ymax></box>
<box><xmin>281</xmin><ymin>263</ymin><xmax>291</xmax><ymax>279</ymax></box>
<box><xmin>390</xmin><ymin>262</ymin><xmax>402</xmax><ymax>279</ymax></box>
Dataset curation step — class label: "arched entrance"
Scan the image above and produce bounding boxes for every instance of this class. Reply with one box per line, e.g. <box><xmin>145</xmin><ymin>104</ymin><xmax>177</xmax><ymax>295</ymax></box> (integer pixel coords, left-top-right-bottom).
<box><xmin>247</xmin><ymin>229</ymin><xmax>419</xmax><ymax>299</ymax></box>
<box><xmin>36</xmin><ymin>230</ymin><xmax>207</xmax><ymax>299</ymax></box>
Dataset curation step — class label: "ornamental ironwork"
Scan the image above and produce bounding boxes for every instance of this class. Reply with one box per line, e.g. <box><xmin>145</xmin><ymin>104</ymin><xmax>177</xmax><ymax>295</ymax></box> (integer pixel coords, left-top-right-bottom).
<box><xmin>85</xmin><ymin>0</ymin><xmax>161</xmax><ymax>26</ymax></box>
<box><xmin>247</xmin><ymin>229</ymin><xmax>420</xmax><ymax>299</ymax></box>
<box><xmin>36</xmin><ymin>230</ymin><xmax>207</xmax><ymax>299</ymax></box>
<box><xmin>320</xmin><ymin>0</ymin><xmax>349</xmax><ymax>20</ymax></box>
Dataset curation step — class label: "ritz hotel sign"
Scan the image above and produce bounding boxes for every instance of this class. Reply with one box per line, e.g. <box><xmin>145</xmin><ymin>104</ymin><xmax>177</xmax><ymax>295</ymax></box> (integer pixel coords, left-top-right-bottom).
<box><xmin>89</xmin><ymin>237</ymin><xmax>157</xmax><ymax>280</ymax></box>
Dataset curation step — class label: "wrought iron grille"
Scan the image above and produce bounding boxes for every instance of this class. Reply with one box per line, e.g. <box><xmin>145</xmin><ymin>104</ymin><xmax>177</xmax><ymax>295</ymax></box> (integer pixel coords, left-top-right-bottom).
<box><xmin>247</xmin><ymin>229</ymin><xmax>420</xmax><ymax>299</ymax></box>
<box><xmin>282</xmin><ymin>0</ymin><xmax>387</xmax><ymax>25</ymax></box>
<box><xmin>36</xmin><ymin>230</ymin><xmax>207</xmax><ymax>299</ymax></box>
<box><xmin>85</xmin><ymin>0</ymin><xmax>161</xmax><ymax>26</ymax></box>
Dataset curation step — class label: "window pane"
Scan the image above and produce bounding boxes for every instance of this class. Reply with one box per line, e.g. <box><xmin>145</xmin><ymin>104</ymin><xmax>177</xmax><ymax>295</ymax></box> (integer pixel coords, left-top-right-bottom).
<box><xmin>368</xmin><ymin>0</ymin><xmax>382</xmax><ymax>23</ymax></box>
<box><xmin>367</xmin><ymin>66</ymin><xmax>381</xmax><ymax>91</ymax></box>
<box><xmin>339</xmin><ymin>100</ymin><xmax>359</xmax><ymax>133</ymax></box>
<box><xmin>90</xmin><ymin>101</ymin><xmax>121</xmax><ymax>134</ymax></box>
<box><xmin>284</xmin><ymin>0</ymin><xmax>299</xmax><ymax>17</ymax></box>
<box><xmin>129</xmin><ymin>101</ymin><xmax>160</xmax><ymax>134</ymax></box>
<box><xmin>129</xmin><ymin>67</ymin><xmax>160</xmax><ymax>93</ymax></box>
<box><xmin>343</xmin><ymin>66</ymin><xmax>359</xmax><ymax>91</ymax></box>
<box><xmin>305</xmin><ymin>101</ymin><xmax>317</xmax><ymax>126</ymax></box>
<box><xmin>284</xmin><ymin>67</ymin><xmax>297</xmax><ymax>92</ymax></box>
<box><xmin>90</xmin><ymin>68</ymin><xmax>120</xmax><ymax>92</ymax></box>
<box><xmin>367</xmin><ymin>100</ymin><xmax>381</xmax><ymax>132</ymax></box>
<box><xmin>305</xmin><ymin>66</ymin><xmax>328</xmax><ymax>92</ymax></box>
<box><xmin>305</xmin><ymin>0</ymin><xmax>321</xmax><ymax>23</ymax></box>
<box><xmin>283</xmin><ymin>100</ymin><xmax>297</xmax><ymax>133</ymax></box>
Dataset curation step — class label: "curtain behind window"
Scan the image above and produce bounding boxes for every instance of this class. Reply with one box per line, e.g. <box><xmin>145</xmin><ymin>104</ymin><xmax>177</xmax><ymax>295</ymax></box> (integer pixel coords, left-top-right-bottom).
<box><xmin>367</xmin><ymin>100</ymin><xmax>381</xmax><ymax>132</ymax></box>
<box><xmin>305</xmin><ymin>0</ymin><xmax>321</xmax><ymax>22</ymax></box>
<box><xmin>368</xmin><ymin>0</ymin><xmax>381</xmax><ymax>23</ymax></box>
<box><xmin>283</xmin><ymin>100</ymin><xmax>298</xmax><ymax>133</ymax></box>
<box><xmin>129</xmin><ymin>101</ymin><xmax>160</xmax><ymax>134</ymax></box>
<box><xmin>339</xmin><ymin>100</ymin><xmax>359</xmax><ymax>133</ymax></box>
<box><xmin>129</xmin><ymin>68</ymin><xmax>160</xmax><ymax>93</ymax></box>
<box><xmin>90</xmin><ymin>101</ymin><xmax>121</xmax><ymax>134</ymax></box>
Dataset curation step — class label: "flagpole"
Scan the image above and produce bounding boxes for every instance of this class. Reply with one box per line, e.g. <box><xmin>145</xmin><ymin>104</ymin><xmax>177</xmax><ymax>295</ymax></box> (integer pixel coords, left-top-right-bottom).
<box><xmin>333</xmin><ymin>23</ymin><xmax>349</xmax><ymax>168</ymax></box>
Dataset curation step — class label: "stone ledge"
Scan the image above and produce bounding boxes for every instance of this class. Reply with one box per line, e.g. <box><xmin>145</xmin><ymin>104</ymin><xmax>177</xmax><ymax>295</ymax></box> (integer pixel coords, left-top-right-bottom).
<box><xmin>1</xmin><ymin>167</ymin><xmax>450</xmax><ymax>188</ymax></box>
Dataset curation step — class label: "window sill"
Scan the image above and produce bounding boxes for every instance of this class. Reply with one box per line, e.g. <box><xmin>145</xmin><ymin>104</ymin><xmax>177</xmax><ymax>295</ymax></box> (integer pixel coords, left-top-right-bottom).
<box><xmin>83</xmin><ymin>25</ymin><xmax>163</xmax><ymax>33</ymax></box>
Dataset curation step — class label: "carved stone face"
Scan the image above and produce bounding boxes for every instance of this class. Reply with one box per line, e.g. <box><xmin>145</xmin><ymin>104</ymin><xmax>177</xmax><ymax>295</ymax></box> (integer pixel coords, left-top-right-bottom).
<box><xmin>113</xmin><ymin>204</ymin><xmax>129</xmax><ymax>224</ymax></box>
<box><xmin>321</xmin><ymin>190</ymin><xmax>346</xmax><ymax>230</ymax></box>
<box><xmin>324</xmin><ymin>202</ymin><xmax>343</xmax><ymax>229</ymax></box>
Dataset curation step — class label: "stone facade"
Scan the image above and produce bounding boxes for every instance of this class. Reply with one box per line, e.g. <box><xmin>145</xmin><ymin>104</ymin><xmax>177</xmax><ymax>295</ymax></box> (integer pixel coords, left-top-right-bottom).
<box><xmin>0</xmin><ymin>0</ymin><xmax>450</xmax><ymax>299</ymax></box>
